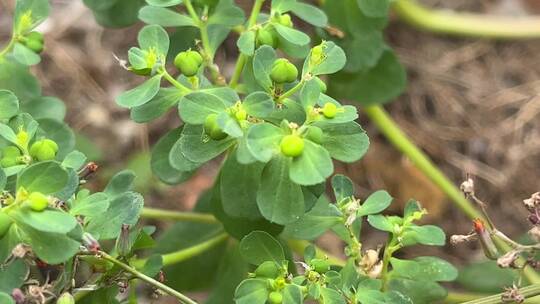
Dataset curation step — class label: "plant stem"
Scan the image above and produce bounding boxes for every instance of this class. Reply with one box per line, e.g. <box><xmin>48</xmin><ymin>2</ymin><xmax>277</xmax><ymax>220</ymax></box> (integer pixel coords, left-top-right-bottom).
<box><xmin>131</xmin><ymin>232</ymin><xmax>228</xmax><ymax>269</ymax></box>
<box><xmin>162</xmin><ymin>69</ymin><xmax>192</xmax><ymax>93</ymax></box>
<box><xmin>88</xmin><ymin>251</ymin><xmax>198</xmax><ymax>304</ymax></box>
<box><xmin>393</xmin><ymin>0</ymin><xmax>540</xmax><ymax>39</ymax></box>
<box><xmin>287</xmin><ymin>239</ymin><xmax>345</xmax><ymax>267</ymax></box>
<box><xmin>278</xmin><ymin>80</ymin><xmax>304</xmax><ymax>102</ymax></box>
<box><xmin>0</xmin><ymin>35</ymin><xmax>16</xmax><ymax>59</ymax></box>
<box><xmin>380</xmin><ymin>236</ymin><xmax>399</xmax><ymax>291</ymax></box>
<box><xmin>363</xmin><ymin>105</ymin><xmax>481</xmax><ymax>219</ymax></box>
<box><xmin>229</xmin><ymin>0</ymin><xmax>265</xmax><ymax>88</ymax></box>
<box><xmin>141</xmin><ymin>207</ymin><xmax>218</xmax><ymax>224</ymax></box>
<box><xmin>461</xmin><ymin>284</ymin><xmax>540</xmax><ymax>304</ymax></box>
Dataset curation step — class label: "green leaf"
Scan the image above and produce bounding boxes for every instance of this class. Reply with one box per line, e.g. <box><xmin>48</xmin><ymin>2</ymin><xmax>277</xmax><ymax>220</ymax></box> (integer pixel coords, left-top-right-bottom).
<box><xmin>319</xmin><ymin>121</ymin><xmax>369</xmax><ymax>163</ymax></box>
<box><xmin>331</xmin><ymin>174</ymin><xmax>354</xmax><ymax>202</ymax></box>
<box><xmin>208</xmin><ymin>1</ymin><xmax>245</xmax><ymax>27</ymax></box>
<box><xmin>404</xmin><ymin>199</ymin><xmax>423</xmax><ymax>219</ymax></box>
<box><xmin>237</xmin><ymin>31</ymin><xmax>256</xmax><ymax>56</ymax></box>
<box><xmin>274</xmin><ymin>24</ymin><xmax>310</xmax><ymax>46</ymax></box>
<box><xmin>152</xmin><ymin>127</ymin><xmax>194</xmax><ymax>184</ymax></box>
<box><xmin>62</xmin><ymin>150</ymin><xmax>87</xmax><ymax>170</ymax></box>
<box><xmin>178</xmin><ymin>91</ymin><xmax>228</xmax><ymax>124</ymax></box>
<box><xmin>299</xmin><ymin>78</ymin><xmax>321</xmax><ymax>108</ymax></box>
<box><xmin>11</xmin><ymin>209</ymin><xmax>77</xmax><ymax>234</ymax></box>
<box><xmin>70</xmin><ymin>192</ymin><xmax>110</xmax><ymax>217</ymax></box>
<box><xmin>0</xmin><ymin>259</ymin><xmax>28</xmax><ymax>293</ymax></box>
<box><xmin>145</xmin><ymin>0</ymin><xmax>182</xmax><ymax>6</ymax></box>
<box><xmin>220</xmin><ymin>153</ymin><xmax>264</xmax><ymax>219</ymax></box>
<box><xmin>104</xmin><ymin>170</ymin><xmax>135</xmax><ymax>197</ymax></box>
<box><xmin>253</xmin><ymin>46</ymin><xmax>277</xmax><ymax>91</ymax></box>
<box><xmin>239</xmin><ymin>231</ymin><xmax>285</xmax><ymax>265</ymax></box>
<box><xmin>17</xmin><ymin>161</ymin><xmax>68</xmax><ymax>194</ymax></box>
<box><xmin>289</xmin><ymin>140</ymin><xmax>333</xmax><ymax>186</ymax></box>
<box><xmin>290</xmin><ymin>2</ymin><xmax>327</xmax><ymax>27</ymax></box>
<box><xmin>131</xmin><ymin>88</ymin><xmax>183</xmax><ymax>123</ymax></box>
<box><xmin>271</xmin><ymin>0</ymin><xmax>295</xmax><ymax>13</ymax></box>
<box><xmin>457</xmin><ymin>261</ymin><xmax>517</xmax><ymax>293</ymax></box>
<box><xmin>246</xmin><ymin>123</ymin><xmax>283</xmax><ymax>163</ymax></box>
<box><xmin>329</xmin><ymin>50</ymin><xmax>406</xmax><ymax>106</ymax></box>
<box><xmin>282</xmin><ymin>196</ymin><xmax>341</xmax><ymax>240</ymax></box>
<box><xmin>390</xmin><ymin>256</ymin><xmax>458</xmax><ymax>282</ymax></box>
<box><xmin>85</xmin><ymin>192</ymin><xmax>144</xmax><ymax>240</ymax></box>
<box><xmin>14</xmin><ymin>0</ymin><xmax>49</xmax><ymax>34</ymax></box>
<box><xmin>0</xmin><ymin>60</ymin><xmax>41</xmax><ymax>101</ymax></box>
<box><xmin>179</xmin><ymin>124</ymin><xmax>235</xmax><ymax>163</ymax></box>
<box><xmin>257</xmin><ymin>156</ymin><xmax>304</xmax><ymax>225</ymax></box>
<box><xmin>0</xmin><ymin>123</ymin><xmax>17</xmax><ymax>145</ymax></box>
<box><xmin>138</xmin><ymin>6</ymin><xmax>195</xmax><ymax>27</ymax></box>
<box><xmin>17</xmin><ymin>224</ymin><xmax>81</xmax><ymax>264</ymax></box>
<box><xmin>243</xmin><ymin>92</ymin><xmax>275</xmax><ymax>118</ymax></box>
<box><xmin>22</xmin><ymin>96</ymin><xmax>66</xmax><ymax>121</ymax></box>
<box><xmin>138</xmin><ymin>24</ymin><xmax>170</xmax><ymax>56</ymax></box>
<box><xmin>283</xmin><ymin>284</ymin><xmax>303</xmax><ymax>304</ymax></box>
<box><xmin>207</xmin><ymin>245</ymin><xmax>250</xmax><ymax>303</ymax></box>
<box><xmin>304</xmin><ymin>41</ymin><xmax>346</xmax><ymax>76</ymax></box>
<box><xmin>234</xmin><ymin>279</ymin><xmax>269</xmax><ymax>304</ymax></box>
<box><xmin>12</xmin><ymin>43</ymin><xmax>41</xmax><ymax>66</ymax></box>
<box><xmin>0</xmin><ymin>90</ymin><xmax>19</xmax><ymax>120</ymax></box>
<box><xmin>358</xmin><ymin>190</ymin><xmax>392</xmax><ymax>216</ymax></box>
<box><xmin>0</xmin><ymin>293</ymin><xmax>14</xmax><ymax>304</ymax></box>
<box><xmin>384</xmin><ymin>291</ymin><xmax>414</xmax><ymax>304</ymax></box>
<box><xmin>320</xmin><ymin>287</ymin><xmax>346</xmax><ymax>304</ymax></box>
<box><xmin>403</xmin><ymin>225</ymin><xmax>446</xmax><ymax>246</ymax></box>
<box><xmin>0</xmin><ymin>169</ymin><xmax>5</xmax><ymax>191</ymax></box>
<box><xmin>388</xmin><ymin>279</ymin><xmax>447</xmax><ymax>304</ymax></box>
<box><xmin>116</xmin><ymin>74</ymin><xmax>162</xmax><ymax>108</ymax></box>
<box><xmin>357</xmin><ymin>0</ymin><xmax>390</xmax><ymax>17</ymax></box>
<box><xmin>367</xmin><ymin>214</ymin><xmax>393</xmax><ymax>232</ymax></box>
<box><xmin>217</xmin><ymin>112</ymin><xmax>243</xmax><ymax>138</ymax></box>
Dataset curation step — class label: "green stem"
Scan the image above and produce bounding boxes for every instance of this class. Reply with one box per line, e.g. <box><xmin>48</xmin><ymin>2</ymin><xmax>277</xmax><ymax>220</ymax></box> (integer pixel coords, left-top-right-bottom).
<box><xmin>229</xmin><ymin>0</ymin><xmax>265</xmax><ymax>88</ymax></box>
<box><xmin>461</xmin><ymin>284</ymin><xmax>540</xmax><ymax>304</ymax></box>
<box><xmin>0</xmin><ymin>36</ymin><xmax>16</xmax><ymax>59</ymax></box>
<box><xmin>363</xmin><ymin>105</ymin><xmax>540</xmax><ymax>284</ymax></box>
<box><xmin>380</xmin><ymin>236</ymin><xmax>398</xmax><ymax>291</ymax></box>
<box><xmin>183</xmin><ymin>0</ymin><xmax>200</xmax><ymax>23</ymax></box>
<box><xmin>92</xmin><ymin>251</ymin><xmax>198</xmax><ymax>304</ymax></box>
<box><xmin>131</xmin><ymin>232</ymin><xmax>228</xmax><ymax>269</ymax></box>
<box><xmin>278</xmin><ymin>80</ymin><xmax>304</xmax><ymax>102</ymax></box>
<box><xmin>162</xmin><ymin>69</ymin><xmax>192</xmax><ymax>93</ymax></box>
<box><xmin>393</xmin><ymin>0</ymin><xmax>540</xmax><ymax>39</ymax></box>
<box><xmin>141</xmin><ymin>207</ymin><xmax>218</xmax><ymax>224</ymax></box>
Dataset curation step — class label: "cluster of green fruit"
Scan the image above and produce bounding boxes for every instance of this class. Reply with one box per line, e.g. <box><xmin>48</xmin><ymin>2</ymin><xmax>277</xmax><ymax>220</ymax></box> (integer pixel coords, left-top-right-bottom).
<box><xmin>1</xmin><ymin>137</ymin><xmax>58</xmax><ymax>167</ymax></box>
<box><xmin>257</xmin><ymin>13</ymin><xmax>294</xmax><ymax>48</ymax></box>
<box><xmin>20</xmin><ymin>31</ymin><xmax>44</xmax><ymax>53</ymax></box>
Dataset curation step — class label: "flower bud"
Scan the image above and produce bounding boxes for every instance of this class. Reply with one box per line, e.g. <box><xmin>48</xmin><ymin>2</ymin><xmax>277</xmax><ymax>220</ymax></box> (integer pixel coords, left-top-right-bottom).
<box><xmin>497</xmin><ymin>250</ymin><xmax>519</xmax><ymax>268</ymax></box>
<box><xmin>82</xmin><ymin>232</ymin><xmax>101</xmax><ymax>252</ymax></box>
<box><xmin>523</xmin><ymin>192</ymin><xmax>540</xmax><ymax>212</ymax></box>
<box><xmin>450</xmin><ymin>234</ymin><xmax>475</xmax><ymax>245</ymax></box>
<box><xmin>270</xmin><ymin>58</ymin><xmax>298</xmax><ymax>84</ymax></box>
<box><xmin>204</xmin><ymin>114</ymin><xmax>228</xmax><ymax>140</ymax></box>
<box><xmin>310</xmin><ymin>44</ymin><xmax>325</xmax><ymax>66</ymax></box>
<box><xmin>16</xmin><ymin>131</ymin><xmax>29</xmax><ymax>148</ymax></box>
<box><xmin>56</xmin><ymin>292</ymin><xmax>75</xmax><ymax>304</ymax></box>
<box><xmin>115</xmin><ymin>224</ymin><xmax>133</xmax><ymax>257</ymax></box>
<box><xmin>310</xmin><ymin>258</ymin><xmax>330</xmax><ymax>273</ymax></box>
<box><xmin>174</xmin><ymin>50</ymin><xmax>203</xmax><ymax>77</ymax></box>
<box><xmin>473</xmin><ymin>219</ymin><xmax>499</xmax><ymax>260</ymax></box>
<box><xmin>460</xmin><ymin>178</ymin><xmax>475</xmax><ymax>196</ymax></box>
<box><xmin>280</xmin><ymin>134</ymin><xmax>304</xmax><ymax>157</ymax></box>
<box><xmin>257</xmin><ymin>26</ymin><xmax>277</xmax><ymax>48</ymax></box>
<box><xmin>29</xmin><ymin>139</ymin><xmax>59</xmax><ymax>161</ymax></box>
<box><xmin>254</xmin><ymin>261</ymin><xmax>280</xmax><ymax>278</ymax></box>
<box><xmin>27</xmin><ymin>192</ymin><xmax>49</xmax><ymax>212</ymax></box>
<box><xmin>235</xmin><ymin>108</ymin><xmax>248</xmax><ymax>121</ymax></box>
<box><xmin>277</xmin><ymin>14</ymin><xmax>293</xmax><ymax>27</ymax></box>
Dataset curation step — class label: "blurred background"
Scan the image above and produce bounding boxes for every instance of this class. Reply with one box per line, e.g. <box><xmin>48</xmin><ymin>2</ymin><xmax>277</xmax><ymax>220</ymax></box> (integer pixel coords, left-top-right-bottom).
<box><xmin>2</xmin><ymin>0</ymin><xmax>540</xmax><ymax>301</ymax></box>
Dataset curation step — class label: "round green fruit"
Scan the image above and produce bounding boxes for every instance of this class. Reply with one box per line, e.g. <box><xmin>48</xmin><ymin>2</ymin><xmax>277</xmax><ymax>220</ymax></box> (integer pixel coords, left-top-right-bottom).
<box><xmin>204</xmin><ymin>114</ymin><xmax>228</xmax><ymax>140</ymax></box>
<box><xmin>28</xmin><ymin>192</ymin><xmax>49</xmax><ymax>212</ymax></box>
<box><xmin>174</xmin><ymin>50</ymin><xmax>203</xmax><ymax>77</ymax></box>
<box><xmin>278</xmin><ymin>14</ymin><xmax>293</xmax><ymax>27</ymax></box>
<box><xmin>26</xmin><ymin>31</ymin><xmax>44</xmax><ymax>43</ymax></box>
<box><xmin>306</xmin><ymin>126</ymin><xmax>324</xmax><ymax>144</ymax></box>
<box><xmin>280</xmin><ymin>134</ymin><xmax>304</xmax><ymax>157</ymax></box>
<box><xmin>310</xmin><ymin>259</ymin><xmax>330</xmax><ymax>273</ymax></box>
<box><xmin>322</xmin><ymin>102</ymin><xmax>338</xmax><ymax>119</ymax></box>
<box><xmin>255</xmin><ymin>261</ymin><xmax>280</xmax><ymax>279</ymax></box>
<box><xmin>29</xmin><ymin>139</ymin><xmax>59</xmax><ymax>161</ymax></box>
<box><xmin>257</xmin><ymin>27</ymin><xmax>277</xmax><ymax>48</ymax></box>
<box><xmin>0</xmin><ymin>212</ymin><xmax>13</xmax><ymax>238</ymax></box>
<box><xmin>25</xmin><ymin>39</ymin><xmax>44</xmax><ymax>53</ymax></box>
<box><xmin>268</xmin><ymin>291</ymin><xmax>283</xmax><ymax>304</ymax></box>
<box><xmin>56</xmin><ymin>292</ymin><xmax>75</xmax><ymax>304</ymax></box>
<box><xmin>270</xmin><ymin>59</ymin><xmax>298</xmax><ymax>84</ymax></box>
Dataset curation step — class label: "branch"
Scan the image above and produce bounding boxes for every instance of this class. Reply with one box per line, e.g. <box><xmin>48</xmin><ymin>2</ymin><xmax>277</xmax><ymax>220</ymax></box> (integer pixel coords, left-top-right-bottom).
<box><xmin>461</xmin><ymin>284</ymin><xmax>540</xmax><ymax>304</ymax></box>
<box><xmin>141</xmin><ymin>207</ymin><xmax>218</xmax><ymax>224</ymax></box>
<box><xmin>393</xmin><ymin>0</ymin><xmax>540</xmax><ymax>39</ymax></box>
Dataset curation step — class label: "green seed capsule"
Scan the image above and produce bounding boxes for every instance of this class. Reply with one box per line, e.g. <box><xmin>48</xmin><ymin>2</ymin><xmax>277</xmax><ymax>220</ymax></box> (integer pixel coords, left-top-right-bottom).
<box><xmin>310</xmin><ymin>44</ymin><xmax>325</xmax><ymax>66</ymax></box>
<box><xmin>28</xmin><ymin>192</ymin><xmax>49</xmax><ymax>212</ymax></box>
<box><xmin>56</xmin><ymin>292</ymin><xmax>75</xmax><ymax>304</ymax></box>
<box><xmin>26</xmin><ymin>31</ymin><xmax>44</xmax><ymax>43</ymax></box>
<box><xmin>257</xmin><ymin>26</ymin><xmax>277</xmax><ymax>48</ymax></box>
<box><xmin>322</xmin><ymin>103</ymin><xmax>338</xmax><ymax>119</ymax></box>
<box><xmin>0</xmin><ymin>212</ymin><xmax>13</xmax><ymax>238</ymax></box>
<box><xmin>310</xmin><ymin>259</ymin><xmax>330</xmax><ymax>273</ymax></box>
<box><xmin>254</xmin><ymin>261</ymin><xmax>280</xmax><ymax>279</ymax></box>
<box><xmin>174</xmin><ymin>50</ymin><xmax>203</xmax><ymax>77</ymax></box>
<box><xmin>268</xmin><ymin>291</ymin><xmax>283</xmax><ymax>304</ymax></box>
<box><xmin>204</xmin><ymin>114</ymin><xmax>228</xmax><ymax>140</ymax></box>
<box><xmin>280</xmin><ymin>134</ymin><xmax>304</xmax><ymax>157</ymax></box>
<box><xmin>270</xmin><ymin>59</ymin><xmax>298</xmax><ymax>84</ymax></box>
<box><xmin>306</xmin><ymin>126</ymin><xmax>324</xmax><ymax>144</ymax></box>
<box><xmin>235</xmin><ymin>109</ymin><xmax>248</xmax><ymax>121</ymax></box>
<box><xmin>29</xmin><ymin>139</ymin><xmax>59</xmax><ymax>161</ymax></box>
